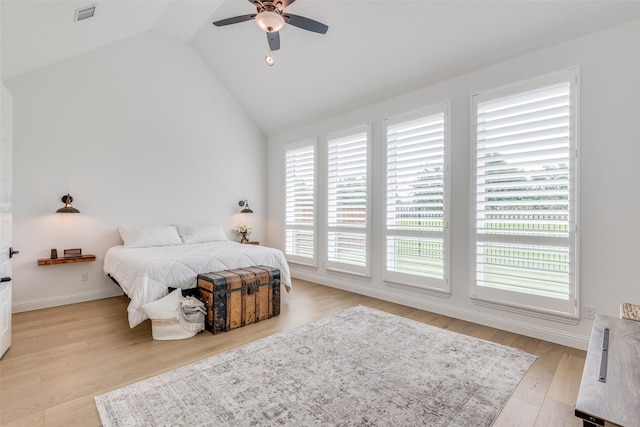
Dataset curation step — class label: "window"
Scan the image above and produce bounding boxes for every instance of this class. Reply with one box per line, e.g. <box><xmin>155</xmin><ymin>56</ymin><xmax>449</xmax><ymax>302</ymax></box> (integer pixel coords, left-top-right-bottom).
<box><xmin>472</xmin><ymin>70</ymin><xmax>579</xmax><ymax>319</ymax></box>
<box><xmin>285</xmin><ymin>139</ymin><xmax>316</xmax><ymax>266</ymax></box>
<box><xmin>326</xmin><ymin>125</ymin><xmax>370</xmax><ymax>276</ymax></box>
<box><xmin>385</xmin><ymin>105</ymin><xmax>449</xmax><ymax>292</ymax></box>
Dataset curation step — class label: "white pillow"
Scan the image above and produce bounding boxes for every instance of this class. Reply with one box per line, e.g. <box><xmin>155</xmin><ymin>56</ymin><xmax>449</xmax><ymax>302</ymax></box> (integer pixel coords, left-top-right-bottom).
<box><xmin>175</xmin><ymin>224</ymin><xmax>228</xmax><ymax>244</ymax></box>
<box><xmin>119</xmin><ymin>225</ymin><xmax>182</xmax><ymax>248</ymax></box>
<box><xmin>140</xmin><ymin>289</ymin><xmax>198</xmax><ymax>340</ymax></box>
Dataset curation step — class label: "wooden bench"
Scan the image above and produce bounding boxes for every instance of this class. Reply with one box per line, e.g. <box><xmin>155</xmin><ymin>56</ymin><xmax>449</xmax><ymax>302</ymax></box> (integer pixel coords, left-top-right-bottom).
<box><xmin>575</xmin><ymin>315</ymin><xmax>640</xmax><ymax>426</ymax></box>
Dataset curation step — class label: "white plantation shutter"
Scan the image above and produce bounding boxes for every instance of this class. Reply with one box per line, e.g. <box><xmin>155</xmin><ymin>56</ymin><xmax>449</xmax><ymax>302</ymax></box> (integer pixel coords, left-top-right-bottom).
<box><xmin>472</xmin><ymin>70</ymin><xmax>579</xmax><ymax>319</ymax></box>
<box><xmin>285</xmin><ymin>139</ymin><xmax>316</xmax><ymax>265</ymax></box>
<box><xmin>385</xmin><ymin>106</ymin><xmax>449</xmax><ymax>292</ymax></box>
<box><xmin>326</xmin><ymin>125</ymin><xmax>370</xmax><ymax>275</ymax></box>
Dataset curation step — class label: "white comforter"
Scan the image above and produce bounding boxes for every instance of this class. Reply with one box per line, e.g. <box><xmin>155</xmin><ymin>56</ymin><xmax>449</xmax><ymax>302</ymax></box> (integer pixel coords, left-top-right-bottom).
<box><xmin>104</xmin><ymin>241</ymin><xmax>291</xmax><ymax>328</ymax></box>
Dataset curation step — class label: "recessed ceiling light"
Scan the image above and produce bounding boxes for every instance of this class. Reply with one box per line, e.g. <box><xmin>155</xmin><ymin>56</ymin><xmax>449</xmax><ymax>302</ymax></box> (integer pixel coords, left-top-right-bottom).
<box><xmin>75</xmin><ymin>5</ymin><xmax>97</xmax><ymax>22</ymax></box>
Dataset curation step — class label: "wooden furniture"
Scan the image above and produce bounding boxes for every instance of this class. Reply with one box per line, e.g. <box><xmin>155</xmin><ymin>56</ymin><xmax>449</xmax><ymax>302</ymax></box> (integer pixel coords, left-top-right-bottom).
<box><xmin>37</xmin><ymin>254</ymin><xmax>96</xmax><ymax>266</ymax></box>
<box><xmin>247</xmin><ymin>241</ymin><xmax>259</xmax><ymax>245</ymax></box>
<box><xmin>197</xmin><ymin>267</ymin><xmax>280</xmax><ymax>334</ymax></box>
<box><xmin>575</xmin><ymin>314</ymin><xmax>640</xmax><ymax>426</ymax></box>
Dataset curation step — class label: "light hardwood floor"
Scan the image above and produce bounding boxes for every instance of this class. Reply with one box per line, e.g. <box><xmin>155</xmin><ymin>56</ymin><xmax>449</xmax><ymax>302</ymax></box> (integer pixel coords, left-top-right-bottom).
<box><xmin>0</xmin><ymin>279</ymin><xmax>586</xmax><ymax>426</ymax></box>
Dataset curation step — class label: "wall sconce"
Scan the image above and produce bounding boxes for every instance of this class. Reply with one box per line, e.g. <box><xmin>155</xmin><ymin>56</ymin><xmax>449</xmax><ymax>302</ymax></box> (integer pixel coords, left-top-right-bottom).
<box><xmin>56</xmin><ymin>194</ymin><xmax>80</xmax><ymax>213</ymax></box>
<box><xmin>239</xmin><ymin>200</ymin><xmax>253</xmax><ymax>213</ymax></box>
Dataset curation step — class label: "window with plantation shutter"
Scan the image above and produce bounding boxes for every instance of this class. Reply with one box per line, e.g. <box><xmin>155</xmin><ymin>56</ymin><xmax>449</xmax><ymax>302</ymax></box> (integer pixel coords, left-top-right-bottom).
<box><xmin>285</xmin><ymin>139</ymin><xmax>316</xmax><ymax>266</ymax></box>
<box><xmin>472</xmin><ymin>69</ymin><xmax>579</xmax><ymax>319</ymax></box>
<box><xmin>385</xmin><ymin>105</ymin><xmax>449</xmax><ymax>293</ymax></box>
<box><xmin>326</xmin><ymin>125</ymin><xmax>370</xmax><ymax>276</ymax></box>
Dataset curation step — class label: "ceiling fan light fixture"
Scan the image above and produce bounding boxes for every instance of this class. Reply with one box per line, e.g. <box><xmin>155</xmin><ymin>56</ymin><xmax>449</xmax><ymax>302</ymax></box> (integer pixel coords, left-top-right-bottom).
<box><xmin>265</xmin><ymin>54</ymin><xmax>275</xmax><ymax>66</ymax></box>
<box><xmin>255</xmin><ymin>11</ymin><xmax>285</xmax><ymax>33</ymax></box>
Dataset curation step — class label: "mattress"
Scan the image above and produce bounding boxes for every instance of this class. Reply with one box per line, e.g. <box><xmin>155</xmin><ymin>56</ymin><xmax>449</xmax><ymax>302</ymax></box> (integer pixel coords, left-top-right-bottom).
<box><xmin>103</xmin><ymin>241</ymin><xmax>291</xmax><ymax>328</ymax></box>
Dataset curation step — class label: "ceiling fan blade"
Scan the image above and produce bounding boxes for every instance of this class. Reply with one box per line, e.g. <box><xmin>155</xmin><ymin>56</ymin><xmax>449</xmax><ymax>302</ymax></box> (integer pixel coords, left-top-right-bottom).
<box><xmin>284</xmin><ymin>14</ymin><xmax>328</xmax><ymax>34</ymax></box>
<box><xmin>267</xmin><ymin>31</ymin><xmax>281</xmax><ymax>51</ymax></box>
<box><xmin>213</xmin><ymin>14</ymin><xmax>256</xmax><ymax>27</ymax></box>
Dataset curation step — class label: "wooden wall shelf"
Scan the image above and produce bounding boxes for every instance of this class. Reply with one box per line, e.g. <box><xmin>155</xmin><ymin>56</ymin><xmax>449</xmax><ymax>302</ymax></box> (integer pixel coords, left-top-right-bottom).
<box><xmin>37</xmin><ymin>255</ymin><xmax>96</xmax><ymax>266</ymax></box>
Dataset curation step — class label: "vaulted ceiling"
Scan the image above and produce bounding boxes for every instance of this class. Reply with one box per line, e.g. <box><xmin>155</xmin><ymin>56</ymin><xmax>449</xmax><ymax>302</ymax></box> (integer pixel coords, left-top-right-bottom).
<box><xmin>3</xmin><ymin>1</ymin><xmax>640</xmax><ymax>136</ymax></box>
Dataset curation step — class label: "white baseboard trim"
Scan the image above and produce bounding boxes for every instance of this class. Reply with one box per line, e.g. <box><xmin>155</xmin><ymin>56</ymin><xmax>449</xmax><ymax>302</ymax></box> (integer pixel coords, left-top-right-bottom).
<box><xmin>12</xmin><ymin>288</ymin><xmax>124</xmax><ymax>313</ymax></box>
<box><xmin>292</xmin><ymin>270</ymin><xmax>590</xmax><ymax>350</ymax></box>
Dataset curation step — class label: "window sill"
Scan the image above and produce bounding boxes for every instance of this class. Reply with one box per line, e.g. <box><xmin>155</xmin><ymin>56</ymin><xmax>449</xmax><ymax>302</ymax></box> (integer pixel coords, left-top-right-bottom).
<box><xmin>384</xmin><ymin>279</ymin><xmax>451</xmax><ymax>298</ymax></box>
<box><xmin>471</xmin><ymin>296</ymin><xmax>580</xmax><ymax>325</ymax></box>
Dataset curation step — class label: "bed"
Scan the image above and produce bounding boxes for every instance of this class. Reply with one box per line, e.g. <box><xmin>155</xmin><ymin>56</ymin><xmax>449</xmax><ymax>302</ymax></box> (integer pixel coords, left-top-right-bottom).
<box><xmin>103</xmin><ymin>225</ymin><xmax>291</xmax><ymax>328</ymax></box>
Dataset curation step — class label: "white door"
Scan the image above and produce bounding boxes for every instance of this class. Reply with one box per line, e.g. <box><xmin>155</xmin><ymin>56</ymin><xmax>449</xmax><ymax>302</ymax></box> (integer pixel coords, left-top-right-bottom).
<box><xmin>0</xmin><ymin>84</ymin><xmax>14</xmax><ymax>359</ymax></box>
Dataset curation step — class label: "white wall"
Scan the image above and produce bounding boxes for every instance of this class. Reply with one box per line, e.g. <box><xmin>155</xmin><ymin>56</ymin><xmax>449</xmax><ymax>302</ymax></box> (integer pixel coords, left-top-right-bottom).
<box><xmin>267</xmin><ymin>18</ymin><xmax>640</xmax><ymax>349</ymax></box>
<box><xmin>6</xmin><ymin>30</ymin><xmax>267</xmax><ymax>312</ymax></box>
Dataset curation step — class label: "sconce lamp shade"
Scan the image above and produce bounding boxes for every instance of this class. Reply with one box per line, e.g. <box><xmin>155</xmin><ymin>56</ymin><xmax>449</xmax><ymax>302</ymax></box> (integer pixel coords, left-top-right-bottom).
<box><xmin>239</xmin><ymin>199</ymin><xmax>253</xmax><ymax>213</ymax></box>
<box><xmin>56</xmin><ymin>194</ymin><xmax>80</xmax><ymax>213</ymax></box>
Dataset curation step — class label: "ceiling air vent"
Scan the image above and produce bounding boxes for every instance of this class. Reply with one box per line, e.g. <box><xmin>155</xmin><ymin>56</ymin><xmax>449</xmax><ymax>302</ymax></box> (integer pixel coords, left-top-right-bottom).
<box><xmin>74</xmin><ymin>5</ymin><xmax>96</xmax><ymax>22</ymax></box>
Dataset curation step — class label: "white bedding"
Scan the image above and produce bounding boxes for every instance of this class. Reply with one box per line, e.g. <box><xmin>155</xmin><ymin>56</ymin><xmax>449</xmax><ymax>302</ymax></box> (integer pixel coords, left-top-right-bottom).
<box><xmin>104</xmin><ymin>241</ymin><xmax>291</xmax><ymax>328</ymax></box>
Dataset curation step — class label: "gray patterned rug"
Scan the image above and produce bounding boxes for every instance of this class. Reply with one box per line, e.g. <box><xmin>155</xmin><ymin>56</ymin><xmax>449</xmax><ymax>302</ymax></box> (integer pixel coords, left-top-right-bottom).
<box><xmin>95</xmin><ymin>306</ymin><xmax>535</xmax><ymax>427</ymax></box>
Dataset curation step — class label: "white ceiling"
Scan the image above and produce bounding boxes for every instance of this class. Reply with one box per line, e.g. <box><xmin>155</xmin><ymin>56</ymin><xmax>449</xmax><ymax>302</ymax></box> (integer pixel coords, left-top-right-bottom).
<box><xmin>3</xmin><ymin>1</ymin><xmax>640</xmax><ymax>136</ymax></box>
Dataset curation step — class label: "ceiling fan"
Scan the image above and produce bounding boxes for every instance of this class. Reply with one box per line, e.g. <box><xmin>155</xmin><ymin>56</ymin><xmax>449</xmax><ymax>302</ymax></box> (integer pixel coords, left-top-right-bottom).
<box><xmin>212</xmin><ymin>0</ymin><xmax>329</xmax><ymax>52</ymax></box>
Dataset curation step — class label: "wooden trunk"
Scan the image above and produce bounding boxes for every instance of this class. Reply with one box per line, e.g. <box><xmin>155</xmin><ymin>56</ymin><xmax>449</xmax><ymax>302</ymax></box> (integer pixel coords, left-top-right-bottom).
<box><xmin>197</xmin><ymin>266</ymin><xmax>280</xmax><ymax>334</ymax></box>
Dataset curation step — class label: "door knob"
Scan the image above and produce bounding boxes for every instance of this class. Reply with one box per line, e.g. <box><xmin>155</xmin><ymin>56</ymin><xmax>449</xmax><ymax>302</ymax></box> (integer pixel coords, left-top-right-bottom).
<box><xmin>0</xmin><ymin>277</ymin><xmax>10</xmax><ymax>283</ymax></box>
<box><xmin>9</xmin><ymin>247</ymin><xmax>19</xmax><ymax>258</ymax></box>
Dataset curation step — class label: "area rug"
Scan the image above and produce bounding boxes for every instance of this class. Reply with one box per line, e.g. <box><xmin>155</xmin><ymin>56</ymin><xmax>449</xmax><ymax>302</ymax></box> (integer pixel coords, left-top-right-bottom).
<box><xmin>95</xmin><ymin>305</ymin><xmax>535</xmax><ymax>427</ymax></box>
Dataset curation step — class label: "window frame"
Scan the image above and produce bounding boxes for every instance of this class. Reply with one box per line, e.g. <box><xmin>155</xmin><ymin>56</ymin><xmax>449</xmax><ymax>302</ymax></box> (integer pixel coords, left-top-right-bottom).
<box><xmin>470</xmin><ymin>68</ymin><xmax>580</xmax><ymax>321</ymax></box>
<box><xmin>325</xmin><ymin>123</ymin><xmax>371</xmax><ymax>277</ymax></box>
<box><xmin>284</xmin><ymin>138</ymin><xmax>317</xmax><ymax>267</ymax></box>
<box><xmin>383</xmin><ymin>104</ymin><xmax>451</xmax><ymax>294</ymax></box>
